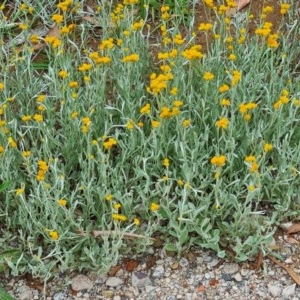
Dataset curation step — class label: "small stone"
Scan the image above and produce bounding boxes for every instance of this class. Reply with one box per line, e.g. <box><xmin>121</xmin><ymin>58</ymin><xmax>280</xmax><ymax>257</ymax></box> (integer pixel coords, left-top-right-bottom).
<box><xmin>204</xmin><ymin>273</ymin><xmax>211</xmax><ymax>279</ymax></box>
<box><xmin>113</xmin><ymin>296</ymin><xmax>121</xmax><ymax>300</ymax></box>
<box><xmin>102</xmin><ymin>290</ymin><xmax>114</xmax><ymax>298</ymax></box>
<box><xmin>115</xmin><ymin>269</ymin><xmax>124</xmax><ymax>277</ymax></box>
<box><xmin>279</xmin><ymin>222</ymin><xmax>293</xmax><ymax>231</ymax></box>
<box><xmin>240</xmin><ymin>269</ymin><xmax>249</xmax><ymax>277</ymax></box>
<box><xmin>19</xmin><ymin>289</ymin><xmax>33</xmax><ymax>300</ymax></box>
<box><xmin>268</xmin><ymin>283</ymin><xmax>282</xmax><ymax>297</ymax></box>
<box><xmin>156</xmin><ymin>259</ymin><xmax>164</xmax><ymax>265</ymax></box>
<box><xmin>152</xmin><ymin>265</ymin><xmax>165</xmax><ymax>278</ymax></box>
<box><xmin>179</xmin><ymin>257</ymin><xmax>189</xmax><ymax>267</ymax></box>
<box><xmin>132</xmin><ymin>271</ymin><xmax>152</xmax><ymax>288</ymax></box>
<box><xmin>17</xmin><ymin>285</ymin><xmax>30</xmax><ymax>294</ymax></box>
<box><xmin>282</xmin><ymin>284</ymin><xmax>296</xmax><ymax>299</ymax></box>
<box><xmin>33</xmin><ymin>296</ymin><xmax>39</xmax><ymax>300</ymax></box>
<box><xmin>284</xmin><ymin>257</ymin><xmax>293</xmax><ymax>264</ymax></box>
<box><xmin>106</xmin><ymin>277</ymin><xmax>124</xmax><ymax>287</ymax></box>
<box><xmin>170</xmin><ymin>261</ymin><xmax>179</xmax><ymax>270</ymax></box>
<box><xmin>71</xmin><ymin>275</ymin><xmax>93</xmax><ymax>291</ymax></box>
<box><xmin>53</xmin><ymin>292</ymin><xmax>66</xmax><ymax>300</ymax></box>
<box><xmin>208</xmin><ymin>259</ymin><xmax>220</xmax><ymax>268</ymax></box>
<box><xmin>234</xmin><ymin>272</ymin><xmax>242</xmax><ymax>282</ymax></box>
<box><xmin>222</xmin><ymin>274</ymin><xmax>232</xmax><ymax>281</ymax></box>
<box><xmin>223</xmin><ymin>263</ymin><xmax>239</xmax><ymax>274</ymax></box>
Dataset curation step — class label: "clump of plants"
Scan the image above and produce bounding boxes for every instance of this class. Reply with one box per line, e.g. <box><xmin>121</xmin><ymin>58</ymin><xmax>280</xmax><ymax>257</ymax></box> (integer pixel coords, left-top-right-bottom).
<box><xmin>0</xmin><ymin>0</ymin><xmax>299</xmax><ymax>278</ymax></box>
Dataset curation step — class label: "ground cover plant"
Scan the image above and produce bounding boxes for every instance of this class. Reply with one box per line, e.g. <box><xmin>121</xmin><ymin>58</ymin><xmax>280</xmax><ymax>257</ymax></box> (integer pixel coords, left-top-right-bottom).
<box><xmin>0</xmin><ymin>0</ymin><xmax>299</xmax><ymax>281</ymax></box>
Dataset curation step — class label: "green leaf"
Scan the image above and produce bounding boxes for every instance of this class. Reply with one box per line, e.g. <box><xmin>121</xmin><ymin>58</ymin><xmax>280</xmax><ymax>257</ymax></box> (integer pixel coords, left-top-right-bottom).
<box><xmin>164</xmin><ymin>243</ymin><xmax>177</xmax><ymax>252</ymax></box>
<box><xmin>0</xmin><ymin>284</ymin><xmax>16</xmax><ymax>300</ymax></box>
<box><xmin>0</xmin><ymin>182</ymin><xmax>11</xmax><ymax>193</ymax></box>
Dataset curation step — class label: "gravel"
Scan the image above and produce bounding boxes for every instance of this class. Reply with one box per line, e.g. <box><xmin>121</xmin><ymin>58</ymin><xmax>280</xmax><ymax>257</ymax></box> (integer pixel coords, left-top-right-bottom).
<box><xmin>1</xmin><ymin>233</ymin><xmax>300</xmax><ymax>300</ymax></box>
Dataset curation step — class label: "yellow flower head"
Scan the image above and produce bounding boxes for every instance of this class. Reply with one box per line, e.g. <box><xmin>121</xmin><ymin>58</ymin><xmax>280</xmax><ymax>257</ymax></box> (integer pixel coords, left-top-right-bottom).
<box><xmin>215</xmin><ymin>117</ymin><xmax>229</xmax><ymax>129</ymax></box>
<box><xmin>162</xmin><ymin>158</ymin><xmax>170</xmax><ymax>167</ymax></box>
<box><xmin>211</xmin><ymin>155</ymin><xmax>226</xmax><ymax>167</ymax></box>
<box><xmin>150</xmin><ymin>202</ymin><xmax>160</xmax><ymax>211</ymax></box>
<box><xmin>203</xmin><ymin>72</ymin><xmax>215</xmax><ymax>81</ymax></box>
<box><xmin>105</xmin><ymin>194</ymin><xmax>113</xmax><ymax>201</ymax></box>
<box><xmin>263</xmin><ymin>143</ymin><xmax>273</xmax><ymax>152</ymax></box>
<box><xmin>49</xmin><ymin>230</ymin><xmax>59</xmax><ymax>240</ymax></box>
<box><xmin>103</xmin><ymin>138</ymin><xmax>117</xmax><ymax>150</ymax></box>
<box><xmin>218</xmin><ymin>84</ymin><xmax>230</xmax><ymax>93</ymax></box>
<box><xmin>57</xmin><ymin>199</ymin><xmax>67</xmax><ymax>206</ymax></box>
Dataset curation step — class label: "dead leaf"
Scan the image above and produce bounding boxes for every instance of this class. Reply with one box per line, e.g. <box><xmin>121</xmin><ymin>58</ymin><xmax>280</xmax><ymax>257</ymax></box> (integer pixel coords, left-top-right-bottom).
<box><xmin>122</xmin><ymin>258</ymin><xmax>139</xmax><ymax>272</ymax></box>
<box><xmin>108</xmin><ymin>265</ymin><xmax>122</xmax><ymax>276</ymax></box>
<box><xmin>287</xmin><ymin>223</ymin><xmax>300</xmax><ymax>234</ymax></box>
<box><xmin>146</xmin><ymin>255</ymin><xmax>157</xmax><ymax>270</ymax></box>
<box><xmin>268</xmin><ymin>255</ymin><xmax>300</xmax><ymax>286</ymax></box>
<box><xmin>255</xmin><ymin>251</ymin><xmax>263</xmax><ymax>271</ymax></box>
<box><xmin>91</xmin><ymin>230</ymin><xmax>154</xmax><ymax>240</ymax></box>
<box><xmin>237</xmin><ymin>0</ymin><xmax>251</xmax><ymax>10</ymax></box>
<box><xmin>197</xmin><ymin>285</ymin><xmax>206</xmax><ymax>292</ymax></box>
<box><xmin>209</xmin><ymin>278</ymin><xmax>219</xmax><ymax>287</ymax></box>
<box><xmin>226</xmin><ymin>0</ymin><xmax>250</xmax><ymax>17</ymax></box>
<box><xmin>47</xmin><ymin>24</ymin><xmax>60</xmax><ymax>39</ymax></box>
<box><xmin>285</xmin><ymin>236</ymin><xmax>300</xmax><ymax>244</ymax></box>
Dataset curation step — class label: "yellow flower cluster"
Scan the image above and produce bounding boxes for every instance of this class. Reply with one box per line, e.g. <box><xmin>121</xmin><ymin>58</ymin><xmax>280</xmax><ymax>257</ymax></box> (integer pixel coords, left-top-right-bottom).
<box><xmin>159</xmin><ymin>101</ymin><xmax>183</xmax><ymax>119</ymax></box>
<box><xmin>8</xmin><ymin>137</ymin><xmax>17</xmax><ymax>148</ymax></box>
<box><xmin>44</xmin><ymin>35</ymin><xmax>61</xmax><ymax>48</ymax></box>
<box><xmin>51</xmin><ymin>14</ymin><xmax>64</xmax><ymax>24</ymax></box>
<box><xmin>78</xmin><ymin>63</ymin><xmax>92</xmax><ymax>72</ymax></box>
<box><xmin>103</xmin><ymin>138</ymin><xmax>117</xmax><ymax>150</ymax></box>
<box><xmin>255</xmin><ymin>22</ymin><xmax>273</xmax><ymax>37</ymax></box>
<box><xmin>60</xmin><ymin>24</ymin><xmax>75</xmax><ymax>35</ymax></box>
<box><xmin>81</xmin><ymin>117</ymin><xmax>91</xmax><ymax>133</ymax></box>
<box><xmin>157</xmin><ymin>49</ymin><xmax>178</xmax><ymax>60</ymax></box>
<box><xmin>122</xmin><ymin>54</ymin><xmax>139</xmax><ymax>62</ymax></box>
<box><xmin>215</xmin><ymin>117</ymin><xmax>229</xmax><ymax>129</ymax></box>
<box><xmin>198</xmin><ymin>23</ymin><xmax>213</xmax><ymax>31</ymax></box>
<box><xmin>274</xmin><ymin>89</ymin><xmax>289</xmax><ymax>109</ymax></box>
<box><xmin>161</xmin><ymin>6</ymin><xmax>170</xmax><ymax>20</ymax></box>
<box><xmin>204</xmin><ymin>0</ymin><xmax>214</xmax><ymax>8</ymax></box>
<box><xmin>147</xmin><ymin>72</ymin><xmax>173</xmax><ymax>95</ymax></box>
<box><xmin>140</xmin><ymin>103</ymin><xmax>151</xmax><ymax>114</ymax></box>
<box><xmin>218</xmin><ymin>84</ymin><xmax>230</xmax><ymax>93</ymax></box>
<box><xmin>99</xmin><ymin>38</ymin><xmax>114</xmax><ymax>51</ymax></box>
<box><xmin>112</xmin><ymin>213</ymin><xmax>127</xmax><ymax>221</ymax></box>
<box><xmin>239</xmin><ymin>102</ymin><xmax>258</xmax><ymax>121</ymax></box>
<box><xmin>173</xmin><ymin>34</ymin><xmax>184</xmax><ymax>45</ymax></box>
<box><xmin>182</xmin><ymin>45</ymin><xmax>203</xmax><ymax>60</ymax></box>
<box><xmin>37</xmin><ymin>160</ymin><xmax>49</xmax><ymax>181</ymax></box>
<box><xmin>131</xmin><ymin>19</ymin><xmax>144</xmax><ymax>31</ymax></box>
<box><xmin>57</xmin><ymin>0</ymin><xmax>72</xmax><ymax>11</ymax></box>
<box><xmin>245</xmin><ymin>156</ymin><xmax>259</xmax><ymax>173</ymax></box>
<box><xmin>280</xmin><ymin>3</ymin><xmax>290</xmax><ymax>15</ymax></box>
<box><xmin>111</xmin><ymin>3</ymin><xmax>125</xmax><ymax>23</ymax></box>
<box><xmin>123</xmin><ymin>0</ymin><xmax>139</xmax><ymax>5</ymax></box>
<box><xmin>89</xmin><ymin>52</ymin><xmax>111</xmax><ymax>64</ymax></box>
<box><xmin>211</xmin><ymin>155</ymin><xmax>226</xmax><ymax>167</ymax></box>
<box><xmin>231</xmin><ymin>70</ymin><xmax>241</xmax><ymax>86</ymax></box>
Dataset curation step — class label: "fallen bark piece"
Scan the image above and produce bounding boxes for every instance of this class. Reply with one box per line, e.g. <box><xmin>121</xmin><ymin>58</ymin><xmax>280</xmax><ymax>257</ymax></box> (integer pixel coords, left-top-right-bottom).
<box><xmin>226</xmin><ymin>0</ymin><xmax>251</xmax><ymax>17</ymax></box>
<box><xmin>287</xmin><ymin>223</ymin><xmax>300</xmax><ymax>234</ymax></box>
<box><xmin>267</xmin><ymin>255</ymin><xmax>300</xmax><ymax>286</ymax></box>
